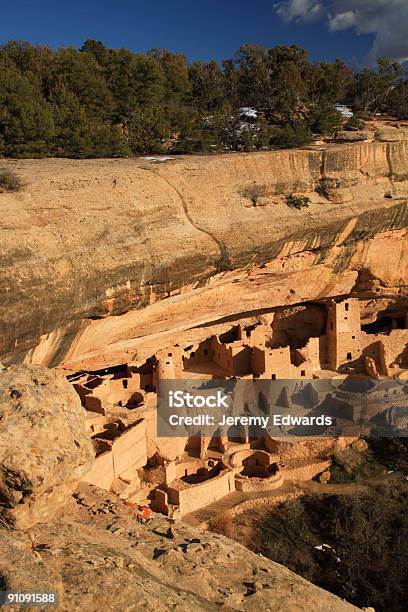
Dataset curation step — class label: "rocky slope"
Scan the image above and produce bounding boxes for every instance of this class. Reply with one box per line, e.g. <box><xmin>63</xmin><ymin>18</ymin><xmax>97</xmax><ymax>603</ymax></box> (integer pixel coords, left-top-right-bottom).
<box><xmin>0</xmin><ymin>140</ymin><xmax>407</xmax><ymax>370</ymax></box>
<box><xmin>0</xmin><ymin>484</ymin><xmax>362</xmax><ymax>611</ymax></box>
<box><xmin>0</xmin><ymin>365</ymin><xmax>361</xmax><ymax>611</ymax></box>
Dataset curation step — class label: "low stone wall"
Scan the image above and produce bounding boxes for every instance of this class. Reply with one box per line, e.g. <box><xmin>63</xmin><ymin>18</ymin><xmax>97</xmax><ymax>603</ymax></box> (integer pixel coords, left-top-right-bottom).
<box><xmin>235</xmin><ymin>472</ymin><xmax>283</xmax><ymax>492</ymax></box>
<box><xmin>168</xmin><ymin>469</ymin><xmax>235</xmax><ymax>516</ymax></box>
<box><xmin>284</xmin><ymin>460</ymin><xmax>331</xmax><ymax>481</ymax></box>
<box><xmin>230</xmin><ymin>448</ymin><xmax>273</xmax><ymax>468</ymax></box>
<box><xmin>229</xmin><ymin>491</ymin><xmax>302</xmax><ymax>520</ymax></box>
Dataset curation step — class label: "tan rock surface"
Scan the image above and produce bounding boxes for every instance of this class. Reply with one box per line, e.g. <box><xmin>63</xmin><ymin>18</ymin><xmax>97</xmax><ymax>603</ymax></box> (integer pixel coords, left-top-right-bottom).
<box><xmin>0</xmin><ymin>143</ymin><xmax>407</xmax><ymax>370</ymax></box>
<box><xmin>375</xmin><ymin>128</ymin><xmax>408</xmax><ymax>142</ymax></box>
<box><xmin>0</xmin><ymin>365</ymin><xmax>94</xmax><ymax>528</ymax></box>
<box><xmin>0</xmin><ymin>483</ymin><xmax>360</xmax><ymax>611</ymax></box>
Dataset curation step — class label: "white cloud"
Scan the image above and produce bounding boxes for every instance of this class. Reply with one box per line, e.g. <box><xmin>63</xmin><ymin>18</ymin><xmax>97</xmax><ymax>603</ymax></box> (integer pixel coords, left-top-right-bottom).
<box><xmin>328</xmin><ymin>11</ymin><xmax>356</xmax><ymax>31</ymax></box>
<box><xmin>275</xmin><ymin>0</ymin><xmax>408</xmax><ymax>63</ymax></box>
<box><xmin>276</xmin><ymin>0</ymin><xmax>324</xmax><ymax>23</ymax></box>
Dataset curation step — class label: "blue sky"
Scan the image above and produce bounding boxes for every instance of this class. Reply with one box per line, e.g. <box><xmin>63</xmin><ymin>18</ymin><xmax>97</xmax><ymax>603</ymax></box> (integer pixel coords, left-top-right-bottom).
<box><xmin>0</xmin><ymin>0</ymin><xmax>375</xmax><ymax>66</ymax></box>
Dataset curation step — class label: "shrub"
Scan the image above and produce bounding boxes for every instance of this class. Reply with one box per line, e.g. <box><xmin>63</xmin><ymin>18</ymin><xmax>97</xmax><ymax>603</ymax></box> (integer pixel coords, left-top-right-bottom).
<box><xmin>270</xmin><ymin>123</ymin><xmax>313</xmax><ymax>149</ymax></box>
<box><xmin>240</xmin><ymin>183</ymin><xmax>267</xmax><ymax>206</ymax></box>
<box><xmin>307</xmin><ymin>104</ymin><xmax>344</xmax><ymax>136</ymax></box>
<box><xmin>315</xmin><ymin>184</ymin><xmax>329</xmax><ymax>198</ymax></box>
<box><xmin>344</xmin><ymin>116</ymin><xmax>365</xmax><ymax>131</ymax></box>
<box><xmin>286</xmin><ymin>194</ymin><xmax>311</xmax><ymax>209</ymax></box>
<box><xmin>0</xmin><ymin>167</ymin><xmax>23</xmax><ymax>192</ymax></box>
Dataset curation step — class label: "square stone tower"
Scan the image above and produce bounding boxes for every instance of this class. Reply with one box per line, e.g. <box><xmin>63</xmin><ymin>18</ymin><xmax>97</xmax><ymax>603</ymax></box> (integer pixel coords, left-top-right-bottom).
<box><xmin>326</xmin><ymin>299</ymin><xmax>361</xmax><ymax>369</ymax></box>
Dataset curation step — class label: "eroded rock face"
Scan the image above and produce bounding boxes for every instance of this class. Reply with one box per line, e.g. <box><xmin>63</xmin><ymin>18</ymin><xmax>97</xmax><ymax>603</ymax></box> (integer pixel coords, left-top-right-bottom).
<box><xmin>0</xmin><ymin>483</ymin><xmax>360</xmax><ymax>611</ymax></box>
<box><xmin>0</xmin><ymin>142</ymin><xmax>407</xmax><ymax>368</ymax></box>
<box><xmin>0</xmin><ymin>365</ymin><xmax>94</xmax><ymax>528</ymax></box>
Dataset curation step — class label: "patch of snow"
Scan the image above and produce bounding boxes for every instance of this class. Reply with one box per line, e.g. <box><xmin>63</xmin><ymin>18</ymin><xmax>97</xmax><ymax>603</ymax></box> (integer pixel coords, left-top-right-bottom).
<box><xmin>239</xmin><ymin>107</ymin><xmax>258</xmax><ymax>119</ymax></box>
<box><xmin>314</xmin><ymin>544</ymin><xmax>334</xmax><ymax>551</ymax></box>
<box><xmin>334</xmin><ymin>104</ymin><xmax>354</xmax><ymax>118</ymax></box>
<box><xmin>235</xmin><ymin>121</ymin><xmax>260</xmax><ymax>135</ymax></box>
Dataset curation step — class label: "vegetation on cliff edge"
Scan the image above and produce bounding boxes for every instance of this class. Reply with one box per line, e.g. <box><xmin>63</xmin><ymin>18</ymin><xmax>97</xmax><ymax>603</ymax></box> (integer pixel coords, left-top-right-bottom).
<box><xmin>0</xmin><ymin>40</ymin><xmax>407</xmax><ymax>158</ymax></box>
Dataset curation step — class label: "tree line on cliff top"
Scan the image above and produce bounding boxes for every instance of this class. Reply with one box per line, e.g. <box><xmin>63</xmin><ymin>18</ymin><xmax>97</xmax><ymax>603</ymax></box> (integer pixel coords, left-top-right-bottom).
<box><xmin>0</xmin><ymin>39</ymin><xmax>407</xmax><ymax>158</ymax></box>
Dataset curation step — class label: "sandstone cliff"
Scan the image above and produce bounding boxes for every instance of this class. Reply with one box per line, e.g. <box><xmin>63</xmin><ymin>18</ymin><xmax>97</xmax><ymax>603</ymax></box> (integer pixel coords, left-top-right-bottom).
<box><xmin>0</xmin><ymin>142</ymin><xmax>407</xmax><ymax>369</ymax></box>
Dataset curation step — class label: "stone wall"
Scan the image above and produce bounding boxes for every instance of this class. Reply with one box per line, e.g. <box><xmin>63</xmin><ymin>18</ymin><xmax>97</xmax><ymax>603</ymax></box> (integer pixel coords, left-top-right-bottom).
<box><xmin>82</xmin><ymin>419</ymin><xmax>147</xmax><ymax>492</ymax></box>
<box><xmin>168</xmin><ymin>470</ymin><xmax>236</xmax><ymax>516</ymax></box>
<box><xmin>235</xmin><ymin>472</ymin><xmax>283</xmax><ymax>492</ymax></box>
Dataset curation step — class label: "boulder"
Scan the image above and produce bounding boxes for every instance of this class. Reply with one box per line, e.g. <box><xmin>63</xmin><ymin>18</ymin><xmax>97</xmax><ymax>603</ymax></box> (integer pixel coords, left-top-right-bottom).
<box><xmin>335</xmin><ymin>131</ymin><xmax>372</xmax><ymax>142</ymax></box>
<box><xmin>375</xmin><ymin>128</ymin><xmax>408</xmax><ymax>142</ymax></box>
<box><xmin>0</xmin><ymin>365</ymin><xmax>94</xmax><ymax>528</ymax></box>
<box><xmin>319</xmin><ymin>470</ymin><xmax>331</xmax><ymax>484</ymax></box>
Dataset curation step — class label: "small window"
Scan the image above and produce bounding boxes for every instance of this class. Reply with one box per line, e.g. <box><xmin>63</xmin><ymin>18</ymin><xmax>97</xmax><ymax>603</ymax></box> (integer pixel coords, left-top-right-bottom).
<box><xmin>168</xmin><ymin>352</ymin><xmax>172</xmax><ymax>357</ymax></box>
<box><xmin>347</xmin><ymin>352</ymin><xmax>352</xmax><ymax>360</ymax></box>
<box><xmin>204</xmin><ymin>349</ymin><xmax>208</xmax><ymax>356</ymax></box>
<box><xmin>272</xmin><ymin>374</ymin><xmax>276</xmax><ymax>380</ymax></box>
<box><xmin>345</xmin><ymin>317</ymin><xmax>348</xmax><ymax>320</ymax></box>
<box><xmin>301</xmin><ymin>370</ymin><xmax>306</xmax><ymax>377</ymax></box>
<box><xmin>123</xmin><ymin>380</ymin><xmax>128</xmax><ymax>389</ymax></box>
<box><xmin>352</xmin><ymin>335</ymin><xmax>355</xmax><ymax>339</ymax></box>
<box><xmin>345</xmin><ymin>303</ymin><xmax>349</xmax><ymax>312</ymax></box>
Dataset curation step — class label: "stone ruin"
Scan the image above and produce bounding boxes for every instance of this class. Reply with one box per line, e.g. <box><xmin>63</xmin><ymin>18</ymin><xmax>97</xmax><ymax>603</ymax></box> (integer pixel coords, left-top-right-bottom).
<box><xmin>66</xmin><ymin>298</ymin><xmax>408</xmax><ymax>519</ymax></box>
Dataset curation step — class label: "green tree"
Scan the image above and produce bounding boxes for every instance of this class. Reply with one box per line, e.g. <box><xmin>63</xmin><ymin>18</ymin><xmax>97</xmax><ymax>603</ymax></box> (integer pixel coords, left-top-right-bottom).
<box><xmin>307</xmin><ymin>104</ymin><xmax>343</xmax><ymax>136</ymax></box>
<box><xmin>351</xmin><ymin>57</ymin><xmax>404</xmax><ymax>113</ymax></box>
<box><xmin>269</xmin><ymin>122</ymin><xmax>313</xmax><ymax>149</ymax></box>
<box><xmin>234</xmin><ymin>44</ymin><xmax>272</xmax><ymax>108</ymax></box>
<box><xmin>53</xmin><ymin>48</ymin><xmax>115</xmax><ymax>120</ymax></box>
<box><xmin>189</xmin><ymin>60</ymin><xmax>225</xmax><ymax>111</ymax></box>
<box><xmin>0</xmin><ymin>62</ymin><xmax>55</xmax><ymax>156</ymax></box>
<box><xmin>126</xmin><ymin>107</ymin><xmax>171</xmax><ymax>154</ymax></box>
<box><xmin>80</xmin><ymin>39</ymin><xmax>110</xmax><ymax>66</ymax></box>
<box><xmin>106</xmin><ymin>50</ymin><xmax>165</xmax><ymax>122</ymax></box>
